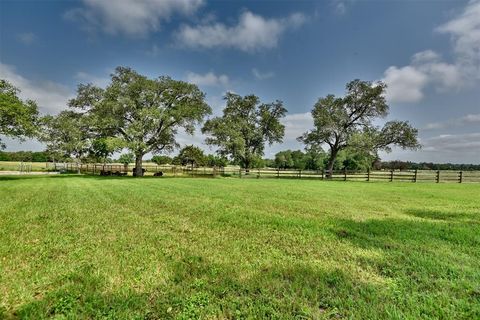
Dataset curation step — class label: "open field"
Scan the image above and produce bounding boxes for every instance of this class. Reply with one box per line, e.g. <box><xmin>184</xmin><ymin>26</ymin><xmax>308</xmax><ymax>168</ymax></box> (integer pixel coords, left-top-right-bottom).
<box><xmin>1</xmin><ymin>176</ymin><xmax>479</xmax><ymax>319</ymax></box>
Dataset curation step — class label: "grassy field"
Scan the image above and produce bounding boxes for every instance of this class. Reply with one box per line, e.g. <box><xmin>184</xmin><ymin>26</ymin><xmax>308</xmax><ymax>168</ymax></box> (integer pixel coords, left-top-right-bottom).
<box><xmin>1</xmin><ymin>176</ymin><xmax>479</xmax><ymax>319</ymax></box>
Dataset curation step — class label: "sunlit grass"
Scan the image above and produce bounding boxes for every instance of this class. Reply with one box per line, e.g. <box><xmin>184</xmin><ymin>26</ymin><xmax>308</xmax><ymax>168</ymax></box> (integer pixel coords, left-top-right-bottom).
<box><xmin>1</xmin><ymin>175</ymin><xmax>479</xmax><ymax>319</ymax></box>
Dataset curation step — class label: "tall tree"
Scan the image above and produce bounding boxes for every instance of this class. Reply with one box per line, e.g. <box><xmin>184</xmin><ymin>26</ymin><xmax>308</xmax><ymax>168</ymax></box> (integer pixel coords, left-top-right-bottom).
<box><xmin>39</xmin><ymin>111</ymin><xmax>90</xmax><ymax>173</ymax></box>
<box><xmin>202</xmin><ymin>92</ymin><xmax>286</xmax><ymax>171</ymax></box>
<box><xmin>0</xmin><ymin>80</ymin><xmax>39</xmax><ymax>149</ymax></box>
<box><xmin>299</xmin><ymin>79</ymin><xmax>419</xmax><ymax>176</ymax></box>
<box><xmin>69</xmin><ymin>67</ymin><xmax>211</xmax><ymax>177</ymax></box>
<box><xmin>176</xmin><ymin>145</ymin><xmax>206</xmax><ymax>168</ymax></box>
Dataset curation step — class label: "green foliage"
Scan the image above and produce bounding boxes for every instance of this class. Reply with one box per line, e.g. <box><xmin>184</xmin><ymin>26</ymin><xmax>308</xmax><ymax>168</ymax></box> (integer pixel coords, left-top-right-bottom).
<box><xmin>176</xmin><ymin>145</ymin><xmax>206</xmax><ymax>167</ymax></box>
<box><xmin>69</xmin><ymin>66</ymin><xmax>211</xmax><ymax>176</ymax></box>
<box><xmin>0</xmin><ymin>79</ymin><xmax>39</xmax><ymax>149</ymax></box>
<box><xmin>202</xmin><ymin>92</ymin><xmax>286</xmax><ymax>169</ymax></box>
<box><xmin>300</xmin><ymin>79</ymin><xmax>419</xmax><ymax>172</ymax></box>
<box><xmin>205</xmin><ymin>154</ymin><xmax>229</xmax><ymax>167</ymax></box>
<box><xmin>118</xmin><ymin>153</ymin><xmax>135</xmax><ymax>165</ymax></box>
<box><xmin>151</xmin><ymin>155</ymin><xmax>172</xmax><ymax>165</ymax></box>
<box><xmin>274</xmin><ymin>148</ymin><xmax>327</xmax><ymax>170</ymax></box>
<box><xmin>1</xmin><ymin>176</ymin><xmax>479</xmax><ymax>319</ymax></box>
<box><xmin>0</xmin><ymin>151</ymin><xmax>50</xmax><ymax>162</ymax></box>
<box><xmin>39</xmin><ymin>111</ymin><xmax>90</xmax><ymax>164</ymax></box>
<box><xmin>89</xmin><ymin>137</ymin><xmax>123</xmax><ymax>163</ymax></box>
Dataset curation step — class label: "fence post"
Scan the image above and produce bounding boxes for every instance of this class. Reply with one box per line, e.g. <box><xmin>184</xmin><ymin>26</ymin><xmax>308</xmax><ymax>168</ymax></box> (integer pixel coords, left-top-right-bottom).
<box><xmin>390</xmin><ymin>169</ymin><xmax>394</xmax><ymax>182</ymax></box>
<box><xmin>239</xmin><ymin>168</ymin><xmax>242</xmax><ymax>178</ymax></box>
<box><xmin>436</xmin><ymin>170</ymin><xmax>440</xmax><ymax>183</ymax></box>
<box><xmin>459</xmin><ymin>171</ymin><xmax>463</xmax><ymax>183</ymax></box>
<box><xmin>299</xmin><ymin>170</ymin><xmax>302</xmax><ymax>179</ymax></box>
<box><xmin>414</xmin><ymin>169</ymin><xmax>417</xmax><ymax>183</ymax></box>
<box><xmin>367</xmin><ymin>168</ymin><xmax>370</xmax><ymax>182</ymax></box>
<box><xmin>277</xmin><ymin>168</ymin><xmax>280</xmax><ymax>178</ymax></box>
<box><xmin>344</xmin><ymin>168</ymin><xmax>347</xmax><ymax>181</ymax></box>
<box><xmin>322</xmin><ymin>169</ymin><xmax>325</xmax><ymax>180</ymax></box>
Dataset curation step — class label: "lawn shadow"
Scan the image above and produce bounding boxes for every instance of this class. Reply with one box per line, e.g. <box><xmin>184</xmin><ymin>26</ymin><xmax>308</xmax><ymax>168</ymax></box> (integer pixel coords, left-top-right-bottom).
<box><xmin>329</xmin><ymin>215</ymin><xmax>480</xmax><ymax>316</ymax></box>
<box><xmin>9</xmin><ymin>250</ymin><xmax>389</xmax><ymax>319</ymax></box>
<box><xmin>403</xmin><ymin>208</ymin><xmax>478</xmax><ymax>223</ymax></box>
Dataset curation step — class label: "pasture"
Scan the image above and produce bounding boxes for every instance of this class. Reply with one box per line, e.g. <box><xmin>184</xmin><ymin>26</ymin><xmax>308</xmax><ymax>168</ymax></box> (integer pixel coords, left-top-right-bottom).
<box><xmin>1</xmin><ymin>175</ymin><xmax>479</xmax><ymax>319</ymax></box>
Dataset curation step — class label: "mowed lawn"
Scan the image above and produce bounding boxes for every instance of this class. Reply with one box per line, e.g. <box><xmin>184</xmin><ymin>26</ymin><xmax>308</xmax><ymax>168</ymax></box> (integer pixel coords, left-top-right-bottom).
<box><xmin>1</xmin><ymin>176</ymin><xmax>479</xmax><ymax>319</ymax></box>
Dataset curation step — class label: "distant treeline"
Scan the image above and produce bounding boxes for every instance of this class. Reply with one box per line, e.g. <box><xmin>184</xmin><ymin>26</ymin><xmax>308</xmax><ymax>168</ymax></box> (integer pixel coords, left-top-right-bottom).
<box><xmin>0</xmin><ymin>151</ymin><xmax>51</xmax><ymax>162</ymax></box>
<box><xmin>2</xmin><ymin>150</ymin><xmax>478</xmax><ymax>171</ymax></box>
<box><xmin>377</xmin><ymin>160</ymin><xmax>480</xmax><ymax>171</ymax></box>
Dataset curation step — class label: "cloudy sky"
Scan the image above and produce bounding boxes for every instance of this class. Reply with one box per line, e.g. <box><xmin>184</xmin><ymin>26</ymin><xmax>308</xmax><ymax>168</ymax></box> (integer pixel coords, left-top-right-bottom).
<box><xmin>1</xmin><ymin>0</ymin><xmax>479</xmax><ymax>163</ymax></box>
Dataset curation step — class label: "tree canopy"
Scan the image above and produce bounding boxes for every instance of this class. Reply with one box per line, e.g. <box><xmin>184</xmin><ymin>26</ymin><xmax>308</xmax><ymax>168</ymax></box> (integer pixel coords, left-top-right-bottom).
<box><xmin>202</xmin><ymin>92</ymin><xmax>286</xmax><ymax>170</ymax></box>
<box><xmin>0</xmin><ymin>80</ymin><xmax>39</xmax><ymax>149</ymax></box>
<box><xmin>39</xmin><ymin>111</ymin><xmax>90</xmax><ymax>171</ymax></box>
<box><xmin>299</xmin><ymin>79</ymin><xmax>420</xmax><ymax>175</ymax></box>
<box><xmin>175</xmin><ymin>145</ymin><xmax>206</xmax><ymax>167</ymax></box>
<box><xmin>68</xmin><ymin>67</ymin><xmax>211</xmax><ymax>176</ymax></box>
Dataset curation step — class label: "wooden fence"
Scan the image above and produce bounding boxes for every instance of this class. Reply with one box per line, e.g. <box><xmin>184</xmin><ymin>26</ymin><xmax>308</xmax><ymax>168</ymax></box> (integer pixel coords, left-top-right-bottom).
<box><xmin>54</xmin><ymin>163</ymin><xmax>480</xmax><ymax>183</ymax></box>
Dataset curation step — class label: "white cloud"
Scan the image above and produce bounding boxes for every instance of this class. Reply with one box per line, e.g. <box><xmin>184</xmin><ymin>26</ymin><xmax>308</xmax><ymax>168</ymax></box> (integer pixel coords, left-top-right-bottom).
<box><xmin>332</xmin><ymin>0</ymin><xmax>356</xmax><ymax>15</ymax></box>
<box><xmin>382</xmin><ymin>65</ymin><xmax>429</xmax><ymax>103</ymax></box>
<box><xmin>175</xmin><ymin>11</ymin><xmax>306</xmax><ymax>52</ymax></box>
<box><xmin>282</xmin><ymin>112</ymin><xmax>313</xmax><ymax>140</ymax></box>
<box><xmin>16</xmin><ymin>32</ymin><xmax>37</xmax><ymax>45</ymax></box>
<box><xmin>425</xmin><ymin>113</ymin><xmax>480</xmax><ymax>130</ymax></box>
<box><xmin>382</xmin><ymin>0</ymin><xmax>480</xmax><ymax>103</ymax></box>
<box><xmin>252</xmin><ymin>68</ymin><xmax>275</xmax><ymax>80</ymax></box>
<box><xmin>421</xmin><ymin>132</ymin><xmax>480</xmax><ymax>153</ymax></box>
<box><xmin>75</xmin><ymin>71</ymin><xmax>110</xmax><ymax>87</ymax></box>
<box><xmin>0</xmin><ymin>63</ymin><xmax>72</xmax><ymax>114</ymax></box>
<box><xmin>186</xmin><ymin>71</ymin><xmax>229</xmax><ymax>87</ymax></box>
<box><xmin>64</xmin><ymin>0</ymin><xmax>203</xmax><ymax>37</ymax></box>
<box><xmin>436</xmin><ymin>0</ymin><xmax>480</xmax><ymax>81</ymax></box>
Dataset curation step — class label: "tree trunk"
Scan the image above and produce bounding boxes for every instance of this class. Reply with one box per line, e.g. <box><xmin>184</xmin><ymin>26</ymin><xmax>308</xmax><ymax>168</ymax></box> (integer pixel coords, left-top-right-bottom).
<box><xmin>135</xmin><ymin>154</ymin><xmax>144</xmax><ymax>177</ymax></box>
<box><xmin>244</xmin><ymin>159</ymin><xmax>250</xmax><ymax>175</ymax></box>
<box><xmin>326</xmin><ymin>148</ymin><xmax>339</xmax><ymax>178</ymax></box>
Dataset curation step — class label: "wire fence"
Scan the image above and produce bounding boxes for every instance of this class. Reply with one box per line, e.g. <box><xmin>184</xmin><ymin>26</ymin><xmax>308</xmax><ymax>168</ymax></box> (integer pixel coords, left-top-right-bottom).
<box><xmin>47</xmin><ymin>163</ymin><xmax>480</xmax><ymax>183</ymax></box>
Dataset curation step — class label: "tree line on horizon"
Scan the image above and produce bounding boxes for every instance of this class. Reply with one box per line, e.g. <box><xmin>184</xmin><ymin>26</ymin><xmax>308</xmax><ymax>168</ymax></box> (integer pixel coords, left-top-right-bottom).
<box><xmin>3</xmin><ymin>149</ymin><xmax>480</xmax><ymax>171</ymax></box>
<box><xmin>1</xmin><ymin>67</ymin><xmax>421</xmax><ymax>176</ymax></box>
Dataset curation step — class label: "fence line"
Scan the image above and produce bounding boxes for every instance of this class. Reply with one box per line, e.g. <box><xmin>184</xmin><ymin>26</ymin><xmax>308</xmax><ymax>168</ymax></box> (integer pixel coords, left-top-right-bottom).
<box><xmin>46</xmin><ymin>163</ymin><xmax>480</xmax><ymax>183</ymax></box>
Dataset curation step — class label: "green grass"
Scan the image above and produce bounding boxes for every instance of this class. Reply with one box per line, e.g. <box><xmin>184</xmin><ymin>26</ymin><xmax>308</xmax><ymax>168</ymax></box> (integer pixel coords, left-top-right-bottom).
<box><xmin>1</xmin><ymin>176</ymin><xmax>479</xmax><ymax>319</ymax></box>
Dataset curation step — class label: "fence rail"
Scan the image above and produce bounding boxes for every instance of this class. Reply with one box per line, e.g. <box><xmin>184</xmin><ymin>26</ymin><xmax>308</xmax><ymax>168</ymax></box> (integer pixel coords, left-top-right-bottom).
<box><xmin>45</xmin><ymin>163</ymin><xmax>480</xmax><ymax>183</ymax></box>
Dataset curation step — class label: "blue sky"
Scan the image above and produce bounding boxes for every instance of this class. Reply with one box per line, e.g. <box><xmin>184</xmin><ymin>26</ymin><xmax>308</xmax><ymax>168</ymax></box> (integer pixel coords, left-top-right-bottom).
<box><xmin>1</xmin><ymin>0</ymin><xmax>479</xmax><ymax>163</ymax></box>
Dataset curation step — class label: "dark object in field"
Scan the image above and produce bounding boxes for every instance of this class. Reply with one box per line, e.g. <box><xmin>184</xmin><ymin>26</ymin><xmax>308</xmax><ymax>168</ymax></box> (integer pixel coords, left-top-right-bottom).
<box><xmin>132</xmin><ymin>168</ymin><xmax>147</xmax><ymax>176</ymax></box>
<box><xmin>153</xmin><ymin>171</ymin><xmax>163</xmax><ymax>177</ymax></box>
<box><xmin>100</xmin><ymin>170</ymin><xmax>112</xmax><ymax>176</ymax></box>
<box><xmin>113</xmin><ymin>171</ymin><xmax>127</xmax><ymax>176</ymax></box>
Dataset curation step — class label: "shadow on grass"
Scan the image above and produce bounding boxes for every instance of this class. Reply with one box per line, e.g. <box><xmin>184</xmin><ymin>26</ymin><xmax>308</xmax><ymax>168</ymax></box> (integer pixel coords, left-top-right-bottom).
<box><xmin>9</xmin><ymin>219</ymin><xmax>480</xmax><ymax>319</ymax></box>
<box><xmin>403</xmin><ymin>208</ymin><xmax>478</xmax><ymax>222</ymax></box>
<box><xmin>9</xmin><ymin>253</ymin><xmax>386</xmax><ymax>319</ymax></box>
<box><xmin>330</xmin><ymin>215</ymin><xmax>480</xmax><ymax>318</ymax></box>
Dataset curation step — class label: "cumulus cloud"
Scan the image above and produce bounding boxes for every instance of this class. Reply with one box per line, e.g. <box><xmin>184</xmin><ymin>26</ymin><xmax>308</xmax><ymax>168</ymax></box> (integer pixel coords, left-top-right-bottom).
<box><xmin>421</xmin><ymin>132</ymin><xmax>480</xmax><ymax>153</ymax></box>
<box><xmin>175</xmin><ymin>11</ymin><xmax>306</xmax><ymax>52</ymax></box>
<box><xmin>382</xmin><ymin>0</ymin><xmax>480</xmax><ymax>103</ymax></box>
<box><xmin>252</xmin><ymin>68</ymin><xmax>275</xmax><ymax>80</ymax></box>
<box><xmin>425</xmin><ymin>113</ymin><xmax>480</xmax><ymax>130</ymax></box>
<box><xmin>64</xmin><ymin>0</ymin><xmax>203</xmax><ymax>37</ymax></box>
<box><xmin>75</xmin><ymin>71</ymin><xmax>110</xmax><ymax>87</ymax></box>
<box><xmin>282</xmin><ymin>112</ymin><xmax>313</xmax><ymax>141</ymax></box>
<box><xmin>0</xmin><ymin>63</ymin><xmax>72</xmax><ymax>114</ymax></box>
<box><xmin>186</xmin><ymin>71</ymin><xmax>229</xmax><ymax>87</ymax></box>
<box><xmin>16</xmin><ymin>32</ymin><xmax>37</xmax><ymax>45</ymax></box>
<box><xmin>382</xmin><ymin>65</ymin><xmax>429</xmax><ymax>103</ymax></box>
